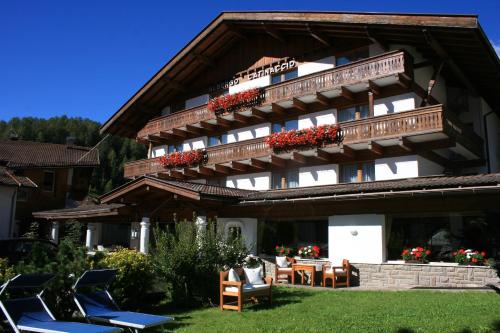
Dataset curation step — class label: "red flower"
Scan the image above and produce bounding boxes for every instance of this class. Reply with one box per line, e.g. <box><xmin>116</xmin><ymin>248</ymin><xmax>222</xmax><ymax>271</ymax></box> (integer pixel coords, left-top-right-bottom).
<box><xmin>425</xmin><ymin>250</ymin><xmax>431</xmax><ymax>256</ymax></box>
<box><xmin>159</xmin><ymin>149</ymin><xmax>206</xmax><ymax>169</ymax></box>
<box><xmin>459</xmin><ymin>249</ymin><xmax>465</xmax><ymax>254</ymax></box>
<box><xmin>208</xmin><ymin>88</ymin><xmax>261</xmax><ymax>114</ymax></box>
<box><xmin>480</xmin><ymin>251</ymin><xmax>486</xmax><ymax>257</ymax></box>
<box><xmin>402</xmin><ymin>249</ymin><xmax>409</xmax><ymax>255</ymax></box>
<box><xmin>415</xmin><ymin>252</ymin><xmax>422</xmax><ymax>258</ymax></box>
<box><xmin>471</xmin><ymin>258</ymin><xmax>478</xmax><ymax>263</ymax></box>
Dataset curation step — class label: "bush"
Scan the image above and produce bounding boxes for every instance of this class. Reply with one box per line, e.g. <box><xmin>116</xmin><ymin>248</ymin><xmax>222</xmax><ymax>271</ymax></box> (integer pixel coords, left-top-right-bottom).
<box><xmin>96</xmin><ymin>248</ymin><xmax>154</xmax><ymax>308</ymax></box>
<box><xmin>0</xmin><ymin>258</ymin><xmax>15</xmax><ymax>284</ymax></box>
<box><xmin>151</xmin><ymin>219</ymin><xmax>248</xmax><ymax>307</ymax></box>
<box><xmin>15</xmin><ymin>239</ymin><xmax>89</xmax><ymax>319</ymax></box>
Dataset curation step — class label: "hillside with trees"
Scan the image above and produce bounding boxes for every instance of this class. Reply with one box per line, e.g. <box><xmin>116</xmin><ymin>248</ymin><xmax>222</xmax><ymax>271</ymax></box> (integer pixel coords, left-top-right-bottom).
<box><xmin>0</xmin><ymin>116</ymin><xmax>146</xmax><ymax>195</ymax></box>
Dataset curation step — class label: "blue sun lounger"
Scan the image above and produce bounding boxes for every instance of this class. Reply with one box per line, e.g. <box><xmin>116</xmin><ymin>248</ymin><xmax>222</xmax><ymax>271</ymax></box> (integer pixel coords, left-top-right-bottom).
<box><xmin>0</xmin><ymin>273</ymin><xmax>122</xmax><ymax>333</ymax></box>
<box><xmin>73</xmin><ymin>269</ymin><xmax>173</xmax><ymax>333</ymax></box>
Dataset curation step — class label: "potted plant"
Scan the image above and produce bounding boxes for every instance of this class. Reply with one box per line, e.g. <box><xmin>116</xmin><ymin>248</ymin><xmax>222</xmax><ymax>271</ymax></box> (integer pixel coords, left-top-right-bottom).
<box><xmin>401</xmin><ymin>247</ymin><xmax>431</xmax><ymax>263</ymax></box>
<box><xmin>297</xmin><ymin>245</ymin><xmax>320</xmax><ymax>259</ymax></box>
<box><xmin>275</xmin><ymin>245</ymin><xmax>293</xmax><ymax>257</ymax></box>
<box><xmin>452</xmin><ymin>249</ymin><xmax>487</xmax><ymax>265</ymax></box>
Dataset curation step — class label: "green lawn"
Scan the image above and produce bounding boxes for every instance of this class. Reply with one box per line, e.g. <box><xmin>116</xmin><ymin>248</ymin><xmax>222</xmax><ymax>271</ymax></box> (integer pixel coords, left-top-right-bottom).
<box><xmin>155</xmin><ymin>287</ymin><xmax>500</xmax><ymax>333</ymax></box>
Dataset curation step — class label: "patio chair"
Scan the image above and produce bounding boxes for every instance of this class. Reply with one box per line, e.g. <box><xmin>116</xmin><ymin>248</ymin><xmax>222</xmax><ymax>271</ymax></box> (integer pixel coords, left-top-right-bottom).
<box><xmin>0</xmin><ymin>273</ymin><xmax>122</xmax><ymax>333</ymax></box>
<box><xmin>73</xmin><ymin>269</ymin><xmax>173</xmax><ymax>333</ymax></box>
<box><xmin>275</xmin><ymin>256</ymin><xmax>295</xmax><ymax>283</ymax></box>
<box><xmin>322</xmin><ymin>259</ymin><xmax>351</xmax><ymax>288</ymax></box>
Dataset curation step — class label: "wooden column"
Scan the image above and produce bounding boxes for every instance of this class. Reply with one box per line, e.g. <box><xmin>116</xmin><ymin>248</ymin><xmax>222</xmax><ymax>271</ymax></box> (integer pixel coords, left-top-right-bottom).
<box><xmin>357</xmin><ymin>164</ymin><xmax>363</xmax><ymax>182</ymax></box>
<box><xmin>368</xmin><ymin>91</ymin><xmax>375</xmax><ymax>117</ymax></box>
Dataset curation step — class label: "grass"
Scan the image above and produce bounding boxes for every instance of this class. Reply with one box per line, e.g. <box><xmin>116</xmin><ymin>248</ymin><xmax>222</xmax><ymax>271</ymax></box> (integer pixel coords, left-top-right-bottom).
<box><xmin>152</xmin><ymin>287</ymin><xmax>500</xmax><ymax>333</ymax></box>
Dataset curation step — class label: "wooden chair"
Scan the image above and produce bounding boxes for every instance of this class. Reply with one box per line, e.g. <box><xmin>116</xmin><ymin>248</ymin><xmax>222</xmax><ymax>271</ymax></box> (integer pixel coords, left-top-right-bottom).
<box><xmin>322</xmin><ymin>259</ymin><xmax>350</xmax><ymax>288</ymax></box>
<box><xmin>219</xmin><ymin>267</ymin><xmax>273</xmax><ymax>312</ymax></box>
<box><xmin>275</xmin><ymin>256</ymin><xmax>296</xmax><ymax>283</ymax></box>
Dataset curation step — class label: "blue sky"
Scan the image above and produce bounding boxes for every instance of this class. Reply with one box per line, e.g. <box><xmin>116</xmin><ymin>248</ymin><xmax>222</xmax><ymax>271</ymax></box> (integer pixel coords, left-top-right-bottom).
<box><xmin>1</xmin><ymin>0</ymin><xmax>499</xmax><ymax>124</ymax></box>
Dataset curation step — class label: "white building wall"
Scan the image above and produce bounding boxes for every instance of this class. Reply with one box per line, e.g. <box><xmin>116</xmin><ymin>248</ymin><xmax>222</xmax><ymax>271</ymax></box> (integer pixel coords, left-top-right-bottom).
<box><xmin>328</xmin><ymin>214</ymin><xmax>386</xmax><ymax>264</ymax></box>
<box><xmin>185</xmin><ymin>94</ymin><xmax>209</xmax><ymax>109</ymax></box>
<box><xmin>298</xmin><ymin>56</ymin><xmax>334</xmax><ymax>76</ymax></box>
<box><xmin>298</xmin><ymin>109</ymin><xmax>337</xmax><ymax>129</ymax></box>
<box><xmin>299</xmin><ymin>164</ymin><xmax>338</xmax><ymax>187</ymax></box>
<box><xmin>374</xmin><ymin>93</ymin><xmax>421</xmax><ymax>116</ymax></box>
<box><xmin>226</xmin><ymin>172</ymin><xmax>271</xmax><ymax>190</ymax></box>
<box><xmin>375</xmin><ymin>155</ymin><xmax>443</xmax><ymax>181</ymax></box>
<box><xmin>182</xmin><ymin>136</ymin><xmax>207</xmax><ymax>151</ymax></box>
<box><xmin>217</xmin><ymin>218</ymin><xmax>258</xmax><ymax>254</ymax></box>
<box><xmin>485</xmin><ymin>108</ymin><xmax>500</xmax><ymax>173</ymax></box>
<box><xmin>0</xmin><ymin>186</ymin><xmax>16</xmax><ymax>239</ymax></box>
<box><xmin>227</xmin><ymin>123</ymin><xmax>271</xmax><ymax>143</ymax></box>
<box><xmin>229</xmin><ymin>76</ymin><xmax>270</xmax><ymax>94</ymax></box>
<box><xmin>152</xmin><ymin>145</ymin><xmax>167</xmax><ymax>158</ymax></box>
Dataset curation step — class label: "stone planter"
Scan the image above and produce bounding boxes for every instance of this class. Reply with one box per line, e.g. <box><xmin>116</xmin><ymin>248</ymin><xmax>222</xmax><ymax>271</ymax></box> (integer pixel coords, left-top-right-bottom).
<box><xmin>404</xmin><ymin>259</ymin><xmax>428</xmax><ymax>264</ymax></box>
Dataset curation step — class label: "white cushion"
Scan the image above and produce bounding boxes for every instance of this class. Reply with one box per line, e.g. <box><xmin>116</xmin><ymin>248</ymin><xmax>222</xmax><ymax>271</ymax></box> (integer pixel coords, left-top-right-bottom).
<box><xmin>228</xmin><ymin>268</ymin><xmax>240</xmax><ymax>282</ymax></box>
<box><xmin>325</xmin><ymin>268</ymin><xmax>345</xmax><ymax>274</ymax></box>
<box><xmin>244</xmin><ymin>266</ymin><xmax>265</xmax><ymax>285</ymax></box>
<box><xmin>276</xmin><ymin>256</ymin><xmax>289</xmax><ymax>268</ymax></box>
<box><xmin>277</xmin><ymin>267</ymin><xmax>292</xmax><ymax>271</ymax></box>
<box><xmin>225</xmin><ymin>283</ymin><xmax>270</xmax><ymax>293</ymax></box>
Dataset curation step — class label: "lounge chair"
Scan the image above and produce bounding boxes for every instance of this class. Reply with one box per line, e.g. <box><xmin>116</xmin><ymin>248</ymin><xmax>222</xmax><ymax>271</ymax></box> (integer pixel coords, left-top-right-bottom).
<box><xmin>0</xmin><ymin>273</ymin><xmax>122</xmax><ymax>333</ymax></box>
<box><xmin>73</xmin><ymin>269</ymin><xmax>173</xmax><ymax>332</ymax></box>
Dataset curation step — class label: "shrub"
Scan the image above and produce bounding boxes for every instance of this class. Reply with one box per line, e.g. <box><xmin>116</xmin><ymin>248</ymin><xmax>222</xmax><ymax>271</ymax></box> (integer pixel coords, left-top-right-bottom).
<box><xmin>97</xmin><ymin>248</ymin><xmax>154</xmax><ymax>308</ymax></box>
<box><xmin>151</xmin><ymin>219</ymin><xmax>248</xmax><ymax>307</ymax></box>
<box><xmin>0</xmin><ymin>258</ymin><xmax>15</xmax><ymax>284</ymax></box>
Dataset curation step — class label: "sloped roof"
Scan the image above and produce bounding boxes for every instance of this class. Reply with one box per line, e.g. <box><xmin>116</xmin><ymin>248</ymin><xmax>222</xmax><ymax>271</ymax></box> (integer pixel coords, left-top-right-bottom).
<box><xmin>0</xmin><ymin>166</ymin><xmax>37</xmax><ymax>188</ymax></box>
<box><xmin>0</xmin><ymin>140</ymin><xmax>99</xmax><ymax>168</ymax></box>
<box><xmin>101</xmin><ymin>11</ymin><xmax>500</xmax><ymax>137</ymax></box>
<box><xmin>33</xmin><ymin>202</ymin><xmax>125</xmax><ymax>220</ymax></box>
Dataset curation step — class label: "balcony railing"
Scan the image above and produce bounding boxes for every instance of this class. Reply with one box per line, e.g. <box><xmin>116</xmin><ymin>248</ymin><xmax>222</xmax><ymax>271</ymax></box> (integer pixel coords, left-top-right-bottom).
<box><xmin>124</xmin><ymin>105</ymin><xmax>483</xmax><ymax>178</ymax></box>
<box><xmin>136</xmin><ymin>50</ymin><xmax>413</xmax><ymax>140</ymax></box>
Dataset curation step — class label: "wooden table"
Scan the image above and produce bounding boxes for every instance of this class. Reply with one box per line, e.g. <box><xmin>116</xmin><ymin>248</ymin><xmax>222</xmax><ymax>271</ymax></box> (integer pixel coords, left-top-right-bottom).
<box><xmin>292</xmin><ymin>263</ymin><xmax>317</xmax><ymax>287</ymax></box>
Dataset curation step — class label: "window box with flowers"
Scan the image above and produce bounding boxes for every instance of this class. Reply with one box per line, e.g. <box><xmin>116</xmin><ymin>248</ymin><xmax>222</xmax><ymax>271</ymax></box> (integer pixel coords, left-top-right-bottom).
<box><xmin>452</xmin><ymin>249</ymin><xmax>487</xmax><ymax>266</ymax></box>
<box><xmin>297</xmin><ymin>245</ymin><xmax>320</xmax><ymax>259</ymax></box>
<box><xmin>401</xmin><ymin>247</ymin><xmax>431</xmax><ymax>264</ymax></box>
<box><xmin>275</xmin><ymin>245</ymin><xmax>293</xmax><ymax>257</ymax></box>
<box><xmin>159</xmin><ymin>149</ymin><xmax>207</xmax><ymax>169</ymax></box>
<box><xmin>208</xmin><ymin>88</ymin><xmax>263</xmax><ymax>115</ymax></box>
<box><xmin>265</xmin><ymin>124</ymin><xmax>344</xmax><ymax>153</ymax></box>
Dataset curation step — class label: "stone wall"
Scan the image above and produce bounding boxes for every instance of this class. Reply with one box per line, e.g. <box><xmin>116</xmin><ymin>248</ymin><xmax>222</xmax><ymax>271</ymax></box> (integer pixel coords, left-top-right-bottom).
<box><xmin>260</xmin><ymin>255</ymin><xmax>500</xmax><ymax>288</ymax></box>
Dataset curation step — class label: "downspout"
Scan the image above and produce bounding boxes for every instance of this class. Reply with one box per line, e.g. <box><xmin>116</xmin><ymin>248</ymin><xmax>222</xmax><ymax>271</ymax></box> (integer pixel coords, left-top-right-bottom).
<box><xmin>483</xmin><ymin>110</ymin><xmax>494</xmax><ymax>173</ymax></box>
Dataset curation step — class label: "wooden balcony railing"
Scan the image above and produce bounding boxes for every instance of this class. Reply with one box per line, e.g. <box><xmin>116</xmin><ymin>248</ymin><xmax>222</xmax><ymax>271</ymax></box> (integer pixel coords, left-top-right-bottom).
<box><xmin>137</xmin><ymin>50</ymin><xmax>413</xmax><ymax>140</ymax></box>
<box><xmin>124</xmin><ymin>105</ymin><xmax>483</xmax><ymax>179</ymax></box>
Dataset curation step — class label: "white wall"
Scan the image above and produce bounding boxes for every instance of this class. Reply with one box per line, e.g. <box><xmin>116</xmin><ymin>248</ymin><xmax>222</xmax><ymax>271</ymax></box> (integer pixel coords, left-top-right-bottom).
<box><xmin>298</xmin><ymin>56</ymin><xmax>334</xmax><ymax>76</ymax></box>
<box><xmin>229</xmin><ymin>76</ymin><xmax>270</xmax><ymax>94</ymax></box>
<box><xmin>183</xmin><ymin>136</ymin><xmax>207</xmax><ymax>151</ymax></box>
<box><xmin>375</xmin><ymin>155</ymin><xmax>443</xmax><ymax>181</ymax></box>
<box><xmin>485</xmin><ymin>109</ymin><xmax>500</xmax><ymax>173</ymax></box>
<box><xmin>0</xmin><ymin>186</ymin><xmax>16</xmax><ymax>239</ymax></box>
<box><xmin>298</xmin><ymin>109</ymin><xmax>337</xmax><ymax>130</ymax></box>
<box><xmin>328</xmin><ymin>214</ymin><xmax>386</xmax><ymax>264</ymax></box>
<box><xmin>217</xmin><ymin>218</ymin><xmax>258</xmax><ymax>254</ymax></box>
<box><xmin>226</xmin><ymin>172</ymin><xmax>271</xmax><ymax>190</ymax></box>
<box><xmin>299</xmin><ymin>164</ymin><xmax>338</xmax><ymax>187</ymax></box>
<box><xmin>227</xmin><ymin>123</ymin><xmax>271</xmax><ymax>143</ymax></box>
<box><xmin>374</xmin><ymin>93</ymin><xmax>421</xmax><ymax>116</ymax></box>
<box><xmin>152</xmin><ymin>145</ymin><xmax>167</xmax><ymax>158</ymax></box>
<box><xmin>186</xmin><ymin>94</ymin><xmax>209</xmax><ymax>109</ymax></box>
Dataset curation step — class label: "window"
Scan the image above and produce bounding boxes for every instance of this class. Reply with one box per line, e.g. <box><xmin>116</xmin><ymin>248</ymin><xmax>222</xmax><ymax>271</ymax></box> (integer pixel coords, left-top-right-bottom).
<box><xmin>227</xmin><ymin>226</ymin><xmax>242</xmax><ymax>241</ymax></box>
<box><xmin>272</xmin><ymin>119</ymin><xmax>299</xmax><ymax>133</ymax></box>
<box><xmin>272</xmin><ymin>169</ymin><xmax>299</xmax><ymax>189</ymax></box>
<box><xmin>271</xmin><ymin>68</ymin><xmax>298</xmax><ymax>84</ymax></box>
<box><xmin>340</xmin><ymin>162</ymin><xmax>374</xmax><ymax>183</ymax></box>
<box><xmin>335</xmin><ymin>48</ymin><xmax>369</xmax><ymax>66</ymax></box>
<box><xmin>207</xmin><ymin>134</ymin><xmax>228</xmax><ymax>147</ymax></box>
<box><xmin>338</xmin><ymin>105</ymin><xmax>369</xmax><ymax>122</ymax></box>
<box><xmin>42</xmin><ymin>171</ymin><xmax>55</xmax><ymax>192</ymax></box>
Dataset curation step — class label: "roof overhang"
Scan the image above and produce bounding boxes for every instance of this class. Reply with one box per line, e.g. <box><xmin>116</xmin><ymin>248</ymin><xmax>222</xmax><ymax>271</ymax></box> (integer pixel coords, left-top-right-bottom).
<box><xmin>33</xmin><ymin>203</ymin><xmax>126</xmax><ymax>220</ymax></box>
<box><xmin>100</xmin><ymin>11</ymin><xmax>500</xmax><ymax>137</ymax></box>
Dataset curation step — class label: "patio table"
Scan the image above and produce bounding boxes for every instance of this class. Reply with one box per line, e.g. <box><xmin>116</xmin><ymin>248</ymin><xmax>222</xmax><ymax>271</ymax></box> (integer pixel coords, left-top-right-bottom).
<box><xmin>292</xmin><ymin>263</ymin><xmax>319</xmax><ymax>287</ymax></box>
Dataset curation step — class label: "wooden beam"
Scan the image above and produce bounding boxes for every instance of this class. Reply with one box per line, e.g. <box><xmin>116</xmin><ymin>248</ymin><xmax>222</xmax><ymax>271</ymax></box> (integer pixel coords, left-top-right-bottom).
<box><xmin>396</xmin><ymin>73</ymin><xmax>411</xmax><ymax>89</ymax></box>
<box><xmin>183</xmin><ymin>168</ymin><xmax>199</xmax><ymax>178</ymax></box>
<box><xmin>340</xmin><ymin>144</ymin><xmax>356</xmax><ymax>159</ymax></box>
<box><xmin>341</xmin><ymin>86</ymin><xmax>354</xmax><ymax>101</ymax></box>
<box><xmin>368</xmin><ymin>141</ymin><xmax>384</xmax><ymax>156</ymax></box>
<box><xmin>292</xmin><ymin>98</ymin><xmax>308</xmax><ymax>112</ymax></box>
<box><xmin>192</xmin><ymin>52</ymin><xmax>215</xmax><ymax>68</ymax></box>
<box><xmin>292</xmin><ymin>152</ymin><xmax>307</xmax><ymax>164</ymax></box>
<box><xmin>251</xmin><ymin>108</ymin><xmax>268</xmax><ymax>120</ymax></box>
<box><xmin>262</xmin><ymin>23</ymin><xmax>286</xmax><ymax>43</ymax></box>
<box><xmin>316</xmin><ymin>92</ymin><xmax>331</xmax><ymax>107</ymax></box>
<box><xmin>233</xmin><ymin>112</ymin><xmax>249</xmax><ymax>125</ymax></box>
<box><xmin>162</xmin><ymin>77</ymin><xmax>186</xmax><ymax>93</ymax></box>
<box><xmin>306</xmin><ymin>24</ymin><xmax>331</xmax><ymax>47</ymax></box>
<box><xmin>315</xmin><ymin>148</ymin><xmax>332</xmax><ymax>162</ymax></box>
<box><xmin>271</xmin><ymin>103</ymin><xmax>286</xmax><ymax>115</ymax></box>
<box><xmin>398</xmin><ymin>137</ymin><xmax>414</xmax><ymax>152</ymax></box>
<box><xmin>169</xmin><ymin>170</ymin><xmax>184</xmax><ymax>179</ymax></box>
<box><xmin>270</xmin><ymin>155</ymin><xmax>286</xmax><ymax>168</ymax></box>
<box><xmin>368</xmin><ymin>80</ymin><xmax>381</xmax><ymax>95</ymax></box>
<box><xmin>185</xmin><ymin>125</ymin><xmax>203</xmax><ymax>135</ymax></box>
<box><xmin>159</xmin><ymin>131</ymin><xmax>176</xmax><ymax>141</ymax></box>
<box><xmin>197</xmin><ymin>166</ymin><xmax>214</xmax><ymax>177</ymax></box>
<box><xmin>214</xmin><ymin>164</ymin><xmax>231</xmax><ymax>175</ymax></box>
<box><xmin>231</xmin><ymin>161</ymin><xmax>248</xmax><ymax>172</ymax></box>
<box><xmin>365</xmin><ymin>27</ymin><xmax>389</xmax><ymax>51</ymax></box>
<box><xmin>172</xmin><ymin>128</ymin><xmax>188</xmax><ymax>138</ymax></box>
<box><xmin>216</xmin><ymin>117</ymin><xmax>232</xmax><ymax>129</ymax></box>
<box><xmin>200</xmin><ymin>121</ymin><xmax>217</xmax><ymax>132</ymax></box>
<box><xmin>147</xmin><ymin>134</ymin><xmax>163</xmax><ymax>143</ymax></box>
<box><xmin>250</xmin><ymin>158</ymin><xmax>268</xmax><ymax>170</ymax></box>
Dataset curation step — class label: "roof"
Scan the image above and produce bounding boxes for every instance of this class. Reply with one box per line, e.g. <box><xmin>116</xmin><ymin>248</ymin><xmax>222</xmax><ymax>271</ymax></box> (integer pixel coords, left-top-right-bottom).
<box><xmin>101</xmin><ymin>11</ymin><xmax>500</xmax><ymax>137</ymax></box>
<box><xmin>0</xmin><ymin>140</ymin><xmax>99</xmax><ymax>169</ymax></box>
<box><xmin>0</xmin><ymin>166</ymin><xmax>37</xmax><ymax>188</ymax></box>
<box><xmin>33</xmin><ymin>202</ymin><xmax>125</xmax><ymax>220</ymax></box>
<box><xmin>99</xmin><ymin>175</ymin><xmax>255</xmax><ymax>203</ymax></box>
<box><xmin>242</xmin><ymin>173</ymin><xmax>500</xmax><ymax>202</ymax></box>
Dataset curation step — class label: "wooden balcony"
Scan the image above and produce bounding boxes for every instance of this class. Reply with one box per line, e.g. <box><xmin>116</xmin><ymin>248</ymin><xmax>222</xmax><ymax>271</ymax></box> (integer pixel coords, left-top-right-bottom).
<box><xmin>137</xmin><ymin>50</ymin><xmax>413</xmax><ymax>141</ymax></box>
<box><xmin>124</xmin><ymin>105</ymin><xmax>484</xmax><ymax>179</ymax></box>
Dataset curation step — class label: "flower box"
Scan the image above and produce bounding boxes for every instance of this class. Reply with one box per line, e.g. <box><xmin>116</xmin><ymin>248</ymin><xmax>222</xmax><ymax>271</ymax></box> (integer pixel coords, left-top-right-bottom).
<box><xmin>265</xmin><ymin>124</ymin><xmax>343</xmax><ymax>153</ymax></box>
<box><xmin>452</xmin><ymin>249</ymin><xmax>487</xmax><ymax>266</ymax></box>
<box><xmin>297</xmin><ymin>245</ymin><xmax>320</xmax><ymax>259</ymax></box>
<box><xmin>401</xmin><ymin>246</ymin><xmax>431</xmax><ymax>263</ymax></box>
<box><xmin>208</xmin><ymin>88</ymin><xmax>263</xmax><ymax>115</ymax></box>
<box><xmin>159</xmin><ymin>149</ymin><xmax>207</xmax><ymax>169</ymax></box>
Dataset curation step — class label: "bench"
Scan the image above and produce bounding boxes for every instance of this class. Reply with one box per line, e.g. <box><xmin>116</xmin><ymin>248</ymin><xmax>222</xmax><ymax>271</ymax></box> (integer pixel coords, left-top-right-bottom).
<box><xmin>219</xmin><ymin>267</ymin><xmax>273</xmax><ymax>312</ymax></box>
